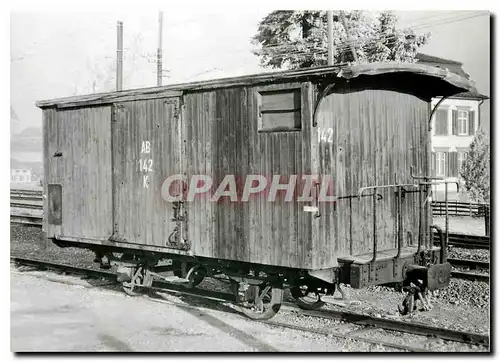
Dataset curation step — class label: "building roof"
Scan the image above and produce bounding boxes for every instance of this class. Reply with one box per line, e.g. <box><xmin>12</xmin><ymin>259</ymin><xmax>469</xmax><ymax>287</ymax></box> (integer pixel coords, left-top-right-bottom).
<box><xmin>36</xmin><ymin>62</ymin><xmax>475</xmax><ymax>109</ymax></box>
<box><xmin>415</xmin><ymin>53</ymin><xmax>463</xmax><ymax>65</ymax></box>
<box><xmin>416</xmin><ymin>53</ymin><xmax>488</xmax><ymax>100</ymax></box>
<box><xmin>415</xmin><ymin>53</ymin><xmax>470</xmax><ymax>79</ymax></box>
<box><xmin>449</xmin><ymin>91</ymin><xmax>489</xmax><ymax>100</ymax></box>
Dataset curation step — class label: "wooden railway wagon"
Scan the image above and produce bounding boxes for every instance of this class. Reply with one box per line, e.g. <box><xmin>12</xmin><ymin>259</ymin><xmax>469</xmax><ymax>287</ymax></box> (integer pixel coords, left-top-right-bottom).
<box><xmin>37</xmin><ymin>62</ymin><xmax>473</xmax><ymax>318</ymax></box>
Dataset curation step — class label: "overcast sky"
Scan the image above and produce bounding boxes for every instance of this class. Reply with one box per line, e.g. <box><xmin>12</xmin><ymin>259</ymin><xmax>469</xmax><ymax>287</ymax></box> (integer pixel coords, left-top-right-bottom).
<box><xmin>10</xmin><ymin>10</ymin><xmax>490</xmax><ymax>131</ymax></box>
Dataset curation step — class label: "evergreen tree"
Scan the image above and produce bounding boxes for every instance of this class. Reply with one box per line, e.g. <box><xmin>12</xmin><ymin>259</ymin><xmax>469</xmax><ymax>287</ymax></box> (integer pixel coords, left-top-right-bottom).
<box><xmin>460</xmin><ymin>129</ymin><xmax>490</xmax><ymax>203</ymax></box>
<box><xmin>252</xmin><ymin>10</ymin><xmax>430</xmax><ymax>69</ymax></box>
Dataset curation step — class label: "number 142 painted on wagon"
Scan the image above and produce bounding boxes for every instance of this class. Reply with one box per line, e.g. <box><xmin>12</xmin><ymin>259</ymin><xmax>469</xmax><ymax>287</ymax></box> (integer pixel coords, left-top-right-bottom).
<box><xmin>318</xmin><ymin>127</ymin><xmax>333</xmax><ymax>143</ymax></box>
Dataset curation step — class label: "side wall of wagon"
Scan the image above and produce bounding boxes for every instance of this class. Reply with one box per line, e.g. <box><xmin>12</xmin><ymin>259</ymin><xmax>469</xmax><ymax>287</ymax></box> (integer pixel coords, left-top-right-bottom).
<box><xmin>314</xmin><ymin>83</ymin><xmax>431</xmax><ymax>267</ymax></box>
<box><xmin>183</xmin><ymin>82</ymin><xmax>318</xmax><ymax>269</ymax></box>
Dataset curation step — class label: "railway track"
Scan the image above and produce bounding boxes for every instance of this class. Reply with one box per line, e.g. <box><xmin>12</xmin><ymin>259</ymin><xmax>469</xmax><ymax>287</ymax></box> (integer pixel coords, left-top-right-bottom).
<box><xmin>10</xmin><ymin>256</ymin><xmax>489</xmax><ymax>349</ymax></box>
<box><xmin>10</xmin><ymin>214</ymin><xmax>43</xmax><ymax>227</ymax></box>
<box><xmin>448</xmin><ymin>258</ymin><xmax>489</xmax><ymax>270</ymax></box>
<box><xmin>448</xmin><ymin>258</ymin><xmax>489</xmax><ymax>282</ymax></box>
<box><xmin>450</xmin><ymin>271</ymin><xmax>489</xmax><ymax>283</ymax></box>
<box><xmin>434</xmin><ymin>233</ymin><xmax>490</xmax><ymax>250</ymax></box>
<box><xmin>10</xmin><ymin>189</ymin><xmax>43</xmax><ymax>228</ymax></box>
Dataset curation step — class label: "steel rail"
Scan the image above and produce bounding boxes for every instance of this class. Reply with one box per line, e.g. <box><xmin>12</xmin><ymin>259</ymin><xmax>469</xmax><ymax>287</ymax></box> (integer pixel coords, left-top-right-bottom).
<box><xmin>281</xmin><ymin>304</ymin><xmax>489</xmax><ymax>347</ymax></box>
<box><xmin>10</xmin><ymin>202</ymin><xmax>43</xmax><ymax>210</ymax></box>
<box><xmin>11</xmin><ymin>256</ymin><xmax>116</xmax><ymax>279</ymax></box>
<box><xmin>433</xmin><ymin>233</ymin><xmax>490</xmax><ymax>250</ymax></box>
<box><xmin>258</xmin><ymin>320</ymin><xmax>429</xmax><ymax>352</ymax></box>
<box><xmin>11</xmin><ymin>189</ymin><xmax>43</xmax><ymax>195</ymax></box>
<box><xmin>450</xmin><ymin>271</ymin><xmax>489</xmax><ymax>283</ymax></box>
<box><xmin>10</xmin><ymin>195</ymin><xmax>43</xmax><ymax>202</ymax></box>
<box><xmin>448</xmin><ymin>258</ymin><xmax>489</xmax><ymax>270</ymax></box>
<box><xmin>11</xmin><ymin>256</ymin><xmax>489</xmax><ymax>348</ymax></box>
<box><xmin>10</xmin><ymin>214</ymin><xmax>43</xmax><ymax>227</ymax></box>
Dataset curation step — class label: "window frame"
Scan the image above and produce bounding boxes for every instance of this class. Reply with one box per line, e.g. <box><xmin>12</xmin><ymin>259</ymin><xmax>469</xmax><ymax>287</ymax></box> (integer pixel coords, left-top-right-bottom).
<box><xmin>256</xmin><ymin>82</ymin><xmax>306</xmax><ymax>133</ymax></box>
<box><xmin>457</xmin><ymin>151</ymin><xmax>467</xmax><ymax>174</ymax></box>
<box><xmin>457</xmin><ymin>109</ymin><xmax>469</xmax><ymax>135</ymax></box>
<box><xmin>436</xmin><ymin>151</ymin><xmax>447</xmax><ymax>177</ymax></box>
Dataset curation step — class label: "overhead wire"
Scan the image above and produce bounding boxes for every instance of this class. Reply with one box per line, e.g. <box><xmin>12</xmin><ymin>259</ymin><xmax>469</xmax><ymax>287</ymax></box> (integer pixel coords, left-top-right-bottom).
<box><xmin>254</xmin><ymin>11</ymin><xmax>487</xmax><ymax>56</ymax></box>
<box><xmin>166</xmin><ymin>12</ymin><xmax>487</xmax><ymax>66</ymax></box>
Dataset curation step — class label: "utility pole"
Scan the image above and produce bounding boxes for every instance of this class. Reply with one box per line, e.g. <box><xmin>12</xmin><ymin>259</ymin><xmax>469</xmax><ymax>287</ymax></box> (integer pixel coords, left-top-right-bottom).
<box><xmin>116</xmin><ymin>21</ymin><xmax>123</xmax><ymax>91</ymax></box>
<box><xmin>327</xmin><ymin>10</ymin><xmax>334</xmax><ymax>65</ymax></box>
<box><xmin>340</xmin><ymin>11</ymin><xmax>358</xmax><ymax>62</ymax></box>
<box><xmin>157</xmin><ymin>11</ymin><xmax>163</xmax><ymax>86</ymax></box>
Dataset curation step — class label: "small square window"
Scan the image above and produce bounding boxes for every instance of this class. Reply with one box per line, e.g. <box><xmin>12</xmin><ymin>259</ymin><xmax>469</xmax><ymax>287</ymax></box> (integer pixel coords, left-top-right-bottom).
<box><xmin>258</xmin><ymin>89</ymin><xmax>301</xmax><ymax>132</ymax></box>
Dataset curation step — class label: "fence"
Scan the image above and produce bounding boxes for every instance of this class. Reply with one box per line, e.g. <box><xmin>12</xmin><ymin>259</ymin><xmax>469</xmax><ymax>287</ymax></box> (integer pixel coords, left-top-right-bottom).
<box><xmin>431</xmin><ymin>201</ymin><xmax>489</xmax><ymax>217</ymax></box>
<box><xmin>432</xmin><ymin>201</ymin><xmax>490</xmax><ymax>236</ymax></box>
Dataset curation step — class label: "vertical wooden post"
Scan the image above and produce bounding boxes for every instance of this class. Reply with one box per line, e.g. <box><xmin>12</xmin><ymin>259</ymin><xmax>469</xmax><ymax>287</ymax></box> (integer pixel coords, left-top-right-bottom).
<box><xmin>445</xmin><ymin>184</ymin><xmax>449</xmax><ymax>249</ymax></box>
<box><xmin>116</xmin><ymin>21</ymin><xmax>123</xmax><ymax>91</ymax></box>
<box><xmin>484</xmin><ymin>205</ymin><xmax>490</xmax><ymax>236</ymax></box>
<box><xmin>327</xmin><ymin>10</ymin><xmax>334</xmax><ymax>65</ymax></box>
<box><xmin>157</xmin><ymin>11</ymin><xmax>163</xmax><ymax>86</ymax></box>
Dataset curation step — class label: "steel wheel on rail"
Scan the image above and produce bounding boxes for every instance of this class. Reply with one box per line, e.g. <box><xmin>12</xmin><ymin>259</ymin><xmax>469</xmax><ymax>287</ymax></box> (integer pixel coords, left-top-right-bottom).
<box><xmin>187</xmin><ymin>266</ymin><xmax>206</xmax><ymax>288</ymax></box>
<box><xmin>238</xmin><ymin>281</ymin><xmax>283</xmax><ymax>320</ymax></box>
<box><xmin>290</xmin><ymin>285</ymin><xmax>325</xmax><ymax>310</ymax></box>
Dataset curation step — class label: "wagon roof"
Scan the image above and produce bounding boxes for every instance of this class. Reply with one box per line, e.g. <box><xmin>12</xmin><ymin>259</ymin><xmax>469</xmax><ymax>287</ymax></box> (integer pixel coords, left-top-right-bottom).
<box><xmin>36</xmin><ymin>62</ymin><xmax>475</xmax><ymax>109</ymax></box>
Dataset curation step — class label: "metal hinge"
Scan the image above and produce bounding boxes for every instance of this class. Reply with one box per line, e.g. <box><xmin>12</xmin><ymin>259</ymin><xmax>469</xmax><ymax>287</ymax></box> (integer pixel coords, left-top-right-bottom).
<box><xmin>166</xmin><ymin>200</ymin><xmax>190</xmax><ymax>251</ymax></box>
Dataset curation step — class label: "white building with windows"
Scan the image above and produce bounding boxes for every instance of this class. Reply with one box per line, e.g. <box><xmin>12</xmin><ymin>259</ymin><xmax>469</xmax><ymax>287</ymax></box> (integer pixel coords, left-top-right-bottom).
<box><xmin>415</xmin><ymin>54</ymin><xmax>488</xmax><ymax>182</ymax></box>
<box><xmin>11</xmin><ymin>169</ymin><xmax>32</xmax><ymax>183</ymax></box>
<box><xmin>430</xmin><ymin>92</ymin><xmax>487</xmax><ymax>180</ymax></box>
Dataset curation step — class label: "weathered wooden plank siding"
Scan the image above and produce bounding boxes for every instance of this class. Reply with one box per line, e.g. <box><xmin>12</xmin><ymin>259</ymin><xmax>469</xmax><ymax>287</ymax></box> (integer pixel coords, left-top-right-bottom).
<box><xmin>315</xmin><ymin>87</ymin><xmax>429</xmax><ymax>266</ymax></box>
<box><xmin>112</xmin><ymin>98</ymin><xmax>181</xmax><ymax>247</ymax></box>
<box><xmin>44</xmin><ymin>107</ymin><xmax>113</xmax><ymax>239</ymax></box>
<box><xmin>183</xmin><ymin>91</ymin><xmax>215</xmax><ymax>257</ymax></box>
<box><xmin>184</xmin><ymin>82</ymin><xmax>314</xmax><ymax>268</ymax></box>
<box><xmin>43</xmin><ymin>108</ymin><xmax>61</xmax><ymax>237</ymax></box>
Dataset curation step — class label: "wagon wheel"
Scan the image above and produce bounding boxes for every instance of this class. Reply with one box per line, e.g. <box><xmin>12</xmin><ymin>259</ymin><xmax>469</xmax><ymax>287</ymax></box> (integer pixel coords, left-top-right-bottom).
<box><xmin>187</xmin><ymin>266</ymin><xmax>206</xmax><ymax>288</ymax></box>
<box><xmin>290</xmin><ymin>285</ymin><xmax>326</xmax><ymax>310</ymax></box>
<box><xmin>239</xmin><ymin>281</ymin><xmax>283</xmax><ymax>320</ymax></box>
<box><xmin>122</xmin><ymin>266</ymin><xmax>153</xmax><ymax>296</ymax></box>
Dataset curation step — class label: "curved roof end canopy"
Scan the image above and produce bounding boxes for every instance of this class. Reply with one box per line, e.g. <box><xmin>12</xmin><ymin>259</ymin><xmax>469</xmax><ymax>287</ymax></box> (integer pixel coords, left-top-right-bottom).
<box><xmin>336</xmin><ymin>62</ymin><xmax>476</xmax><ymax>100</ymax></box>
